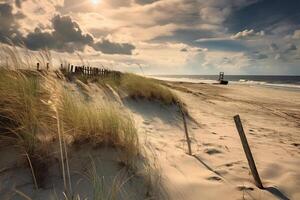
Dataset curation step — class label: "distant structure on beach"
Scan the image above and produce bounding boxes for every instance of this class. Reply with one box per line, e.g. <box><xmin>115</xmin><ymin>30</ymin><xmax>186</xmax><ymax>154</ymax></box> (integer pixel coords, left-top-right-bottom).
<box><xmin>218</xmin><ymin>72</ymin><xmax>229</xmax><ymax>85</ymax></box>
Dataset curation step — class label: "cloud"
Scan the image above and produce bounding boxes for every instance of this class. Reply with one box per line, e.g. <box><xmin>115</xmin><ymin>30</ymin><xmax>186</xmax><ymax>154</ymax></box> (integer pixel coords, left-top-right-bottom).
<box><xmin>231</xmin><ymin>29</ymin><xmax>265</xmax><ymax>40</ymax></box>
<box><xmin>292</xmin><ymin>29</ymin><xmax>300</xmax><ymax>39</ymax></box>
<box><xmin>25</xmin><ymin>28</ymin><xmax>56</xmax><ymax>50</ymax></box>
<box><xmin>196</xmin><ymin>38</ymin><xmax>248</xmax><ymax>52</ymax></box>
<box><xmin>51</xmin><ymin>15</ymin><xmax>93</xmax><ymax>45</ymax></box>
<box><xmin>135</xmin><ymin>0</ymin><xmax>159</xmax><ymax>5</ymax></box>
<box><xmin>275</xmin><ymin>53</ymin><xmax>281</xmax><ymax>60</ymax></box>
<box><xmin>93</xmin><ymin>39</ymin><xmax>135</xmax><ymax>55</ymax></box>
<box><xmin>1</xmin><ymin>0</ymin><xmax>300</xmax><ymax>74</ymax></box>
<box><xmin>0</xmin><ymin>3</ymin><xmax>22</xmax><ymax>43</ymax></box>
<box><xmin>24</xmin><ymin>15</ymin><xmax>93</xmax><ymax>52</ymax></box>
<box><xmin>249</xmin><ymin>52</ymin><xmax>268</xmax><ymax>60</ymax></box>
<box><xmin>23</xmin><ymin>14</ymin><xmax>136</xmax><ymax>54</ymax></box>
<box><xmin>225</xmin><ymin>0</ymin><xmax>300</xmax><ymax>35</ymax></box>
<box><xmin>284</xmin><ymin>43</ymin><xmax>297</xmax><ymax>53</ymax></box>
<box><xmin>269</xmin><ymin>43</ymin><xmax>279</xmax><ymax>52</ymax></box>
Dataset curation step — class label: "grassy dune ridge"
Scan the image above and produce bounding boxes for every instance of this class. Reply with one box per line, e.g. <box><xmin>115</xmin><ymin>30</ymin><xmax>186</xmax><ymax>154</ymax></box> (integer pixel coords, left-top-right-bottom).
<box><xmin>59</xmin><ymin>90</ymin><xmax>139</xmax><ymax>164</ymax></box>
<box><xmin>0</xmin><ymin>69</ymin><xmax>56</xmax><ymax>186</ymax></box>
<box><xmin>0</xmin><ymin>68</ymin><xmax>161</xmax><ymax>199</ymax></box>
<box><xmin>74</xmin><ymin>71</ymin><xmax>181</xmax><ymax>105</ymax></box>
<box><xmin>0</xmin><ymin>45</ymin><xmax>170</xmax><ymax>199</ymax></box>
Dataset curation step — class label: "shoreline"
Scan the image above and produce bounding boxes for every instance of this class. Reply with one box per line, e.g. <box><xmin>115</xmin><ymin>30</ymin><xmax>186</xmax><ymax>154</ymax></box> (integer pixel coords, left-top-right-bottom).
<box><xmin>151</xmin><ymin>76</ymin><xmax>300</xmax><ymax>92</ymax></box>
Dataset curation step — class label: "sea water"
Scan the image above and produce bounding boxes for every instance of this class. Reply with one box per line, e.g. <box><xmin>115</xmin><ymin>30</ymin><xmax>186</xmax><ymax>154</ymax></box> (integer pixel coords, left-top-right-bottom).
<box><xmin>152</xmin><ymin>75</ymin><xmax>300</xmax><ymax>90</ymax></box>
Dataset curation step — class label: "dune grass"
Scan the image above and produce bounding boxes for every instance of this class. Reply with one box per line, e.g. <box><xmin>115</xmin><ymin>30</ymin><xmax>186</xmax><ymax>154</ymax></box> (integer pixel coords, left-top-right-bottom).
<box><xmin>65</xmin><ymin>69</ymin><xmax>180</xmax><ymax>105</ymax></box>
<box><xmin>118</xmin><ymin>73</ymin><xmax>179</xmax><ymax>104</ymax></box>
<box><xmin>58</xmin><ymin>90</ymin><xmax>139</xmax><ymax>165</ymax></box>
<box><xmin>0</xmin><ymin>68</ymin><xmax>56</xmax><ymax>187</ymax></box>
<box><xmin>0</xmin><ymin>45</ymin><xmax>165</xmax><ymax>199</ymax></box>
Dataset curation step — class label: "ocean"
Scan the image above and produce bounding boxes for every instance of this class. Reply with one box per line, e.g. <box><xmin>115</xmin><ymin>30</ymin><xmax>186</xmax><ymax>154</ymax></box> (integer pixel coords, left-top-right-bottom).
<box><xmin>152</xmin><ymin>75</ymin><xmax>300</xmax><ymax>90</ymax></box>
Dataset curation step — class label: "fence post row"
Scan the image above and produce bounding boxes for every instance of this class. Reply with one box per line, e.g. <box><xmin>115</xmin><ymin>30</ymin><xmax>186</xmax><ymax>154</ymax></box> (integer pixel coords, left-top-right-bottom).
<box><xmin>54</xmin><ymin>63</ymin><xmax>118</xmax><ymax>79</ymax></box>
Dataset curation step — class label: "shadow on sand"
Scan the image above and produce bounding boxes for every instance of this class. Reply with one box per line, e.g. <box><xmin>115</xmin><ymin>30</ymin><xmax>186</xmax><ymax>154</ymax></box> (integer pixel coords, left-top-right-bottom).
<box><xmin>123</xmin><ymin>98</ymin><xmax>181</xmax><ymax>125</ymax></box>
<box><xmin>264</xmin><ymin>187</ymin><xmax>290</xmax><ymax>200</ymax></box>
<box><xmin>193</xmin><ymin>155</ymin><xmax>290</xmax><ymax>200</ymax></box>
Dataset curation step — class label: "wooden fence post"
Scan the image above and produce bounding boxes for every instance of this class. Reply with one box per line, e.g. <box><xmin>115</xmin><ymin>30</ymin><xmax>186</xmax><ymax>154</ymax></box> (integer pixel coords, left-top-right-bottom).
<box><xmin>179</xmin><ymin>103</ymin><xmax>192</xmax><ymax>155</ymax></box>
<box><xmin>234</xmin><ymin>115</ymin><xmax>264</xmax><ymax>189</ymax></box>
<box><xmin>46</xmin><ymin>63</ymin><xmax>49</xmax><ymax>71</ymax></box>
<box><xmin>37</xmin><ymin>63</ymin><xmax>40</xmax><ymax>71</ymax></box>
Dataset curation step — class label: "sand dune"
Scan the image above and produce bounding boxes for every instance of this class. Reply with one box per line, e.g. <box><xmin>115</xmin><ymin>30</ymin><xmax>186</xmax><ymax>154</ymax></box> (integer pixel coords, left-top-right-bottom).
<box><xmin>1</xmin><ymin>71</ymin><xmax>299</xmax><ymax>199</ymax></box>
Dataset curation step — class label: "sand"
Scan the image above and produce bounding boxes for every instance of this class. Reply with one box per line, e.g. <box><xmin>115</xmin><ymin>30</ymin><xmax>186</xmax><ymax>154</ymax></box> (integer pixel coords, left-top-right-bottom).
<box><xmin>1</xmin><ymin>78</ymin><xmax>299</xmax><ymax>199</ymax></box>
<box><xmin>125</xmin><ymin>82</ymin><xmax>300</xmax><ymax>200</ymax></box>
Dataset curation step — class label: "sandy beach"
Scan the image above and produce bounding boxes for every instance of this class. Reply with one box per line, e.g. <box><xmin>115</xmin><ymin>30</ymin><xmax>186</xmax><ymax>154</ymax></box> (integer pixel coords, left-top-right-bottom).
<box><xmin>127</xmin><ymin>81</ymin><xmax>300</xmax><ymax>200</ymax></box>
<box><xmin>1</xmin><ymin>0</ymin><xmax>300</xmax><ymax>198</ymax></box>
<box><xmin>0</xmin><ymin>68</ymin><xmax>299</xmax><ymax>200</ymax></box>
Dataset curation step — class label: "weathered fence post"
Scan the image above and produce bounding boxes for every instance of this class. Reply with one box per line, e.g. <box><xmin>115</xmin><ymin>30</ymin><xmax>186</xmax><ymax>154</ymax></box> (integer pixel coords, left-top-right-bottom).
<box><xmin>37</xmin><ymin>63</ymin><xmax>40</xmax><ymax>71</ymax></box>
<box><xmin>46</xmin><ymin>63</ymin><xmax>49</xmax><ymax>71</ymax></box>
<box><xmin>234</xmin><ymin>115</ymin><xmax>264</xmax><ymax>189</ymax></box>
<box><xmin>179</xmin><ymin>103</ymin><xmax>192</xmax><ymax>155</ymax></box>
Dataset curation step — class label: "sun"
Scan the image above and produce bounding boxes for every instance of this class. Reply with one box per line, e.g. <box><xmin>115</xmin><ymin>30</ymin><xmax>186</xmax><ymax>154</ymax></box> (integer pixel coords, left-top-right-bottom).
<box><xmin>91</xmin><ymin>0</ymin><xmax>100</xmax><ymax>5</ymax></box>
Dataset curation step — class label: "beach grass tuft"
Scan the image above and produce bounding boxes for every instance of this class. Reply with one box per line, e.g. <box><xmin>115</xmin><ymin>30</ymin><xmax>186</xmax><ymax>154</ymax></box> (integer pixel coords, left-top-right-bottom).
<box><xmin>58</xmin><ymin>90</ymin><xmax>140</xmax><ymax>165</ymax></box>
<box><xmin>0</xmin><ymin>68</ymin><xmax>55</xmax><ymax>187</ymax></box>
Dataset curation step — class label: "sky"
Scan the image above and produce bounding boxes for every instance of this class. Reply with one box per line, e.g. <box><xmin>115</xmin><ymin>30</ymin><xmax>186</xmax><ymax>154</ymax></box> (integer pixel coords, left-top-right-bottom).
<box><xmin>0</xmin><ymin>0</ymin><xmax>299</xmax><ymax>75</ymax></box>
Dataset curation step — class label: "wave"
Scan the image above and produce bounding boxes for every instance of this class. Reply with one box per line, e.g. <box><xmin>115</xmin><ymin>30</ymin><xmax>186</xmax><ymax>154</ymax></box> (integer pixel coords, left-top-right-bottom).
<box><xmin>233</xmin><ymin>79</ymin><xmax>300</xmax><ymax>89</ymax></box>
<box><xmin>152</xmin><ymin>76</ymin><xmax>300</xmax><ymax>90</ymax></box>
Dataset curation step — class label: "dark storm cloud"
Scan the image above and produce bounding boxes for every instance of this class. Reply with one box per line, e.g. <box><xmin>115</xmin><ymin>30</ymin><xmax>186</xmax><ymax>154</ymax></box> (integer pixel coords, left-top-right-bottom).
<box><xmin>225</xmin><ymin>0</ymin><xmax>300</xmax><ymax>35</ymax></box>
<box><xmin>24</xmin><ymin>15</ymin><xmax>94</xmax><ymax>52</ymax></box>
<box><xmin>135</xmin><ymin>0</ymin><xmax>159</xmax><ymax>5</ymax></box>
<box><xmin>52</xmin><ymin>15</ymin><xmax>93</xmax><ymax>45</ymax></box>
<box><xmin>0</xmin><ymin>3</ymin><xmax>22</xmax><ymax>43</ymax></box>
<box><xmin>93</xmin><ymin>39</ymin><xmax>135</xmax><ymax>55</ymax></box>
<box><xmin>23</xmin><ymin>14</ymin><xmax>136</xmax><ymax>54</ymax></box>
<box><xmin>25</xmin><ymin>28</ymin><xmax>56</xmax><ymax>50</ymax></box>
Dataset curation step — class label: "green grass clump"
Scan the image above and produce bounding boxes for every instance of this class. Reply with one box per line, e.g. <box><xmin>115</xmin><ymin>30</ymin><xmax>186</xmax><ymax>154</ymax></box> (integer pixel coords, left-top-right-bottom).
<box><xmin>75</xmin><ymin>72</ymin><xmax>179</xmax><ymax>105</ymax></box>
<box><xmin>119</xmin><ymin>73</ymin><xmax>178</xmax><ymax>104</ymax></box>
<box><xmin>59</xmin><ymin>90</ymin><xmax>139</xmax><ymax>161</ymax></box>
<box><xmin>0</xmin><ymin>68</ymin><xmax>55</xmax><ymax>187</ymax></box>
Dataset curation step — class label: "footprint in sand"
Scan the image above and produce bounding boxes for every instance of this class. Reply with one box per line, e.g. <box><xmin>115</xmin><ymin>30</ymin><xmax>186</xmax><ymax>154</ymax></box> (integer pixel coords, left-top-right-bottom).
<box><xmin>291</xmin><ymin>143</ymin><xmax>300</xmax><ymax>148</ymax></box>
<box><xmin>205</xmin><ymin>148</ymin><xmax>222</xmax><ymax>155</ymax></box>
<box><xmin>207</xmin><ymin>176</ymin><xmax>222</xmax><ymax>181</ymax></box>
<box><xmin>221</xmin><ymin>161</ymin><xmax>242</xmax><ymax>168</ymax></box>
<box><xmin>236</xmin><ymin>186</ymin><xmax>254</xmax><ymax>191</ymax></box>
<box><xmin>249</xmin><ymin>129</ymin><xmax>256</xmax><ymax>135</ymax></box>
